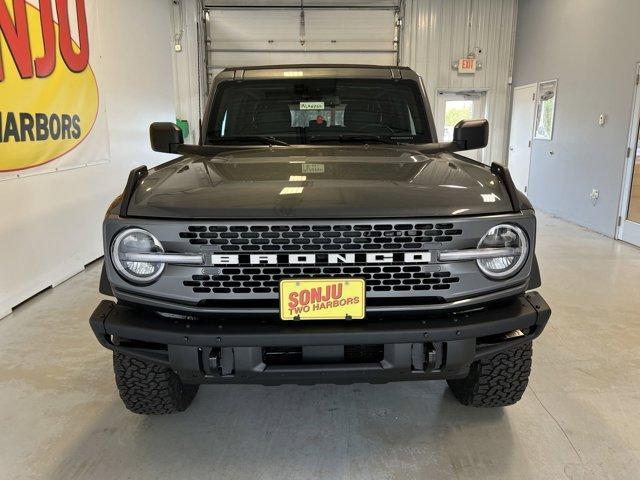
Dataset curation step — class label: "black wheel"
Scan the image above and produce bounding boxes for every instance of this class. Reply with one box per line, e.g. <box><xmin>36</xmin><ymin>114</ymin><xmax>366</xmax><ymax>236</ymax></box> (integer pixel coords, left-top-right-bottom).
<box><xmin>113</xmin><ymin>352</ymin><xmax>199</xmax><ymax>415</ymax></box>
<box><xmin>447</xmin><ymin>341</ymin><xmax>532</xmax><ymax>407</ymax></box>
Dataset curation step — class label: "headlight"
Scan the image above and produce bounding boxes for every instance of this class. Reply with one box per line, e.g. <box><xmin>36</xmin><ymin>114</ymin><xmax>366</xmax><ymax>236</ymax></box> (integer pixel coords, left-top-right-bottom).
<box><xmin>111</xmin><ymin>228</ymin><xmax>165</xmax><ymax>284</ymax></box>
<box><xmin>476</xmin><ymin>224</ymin><xmax>528</xmax><ymax>279</ymax></box>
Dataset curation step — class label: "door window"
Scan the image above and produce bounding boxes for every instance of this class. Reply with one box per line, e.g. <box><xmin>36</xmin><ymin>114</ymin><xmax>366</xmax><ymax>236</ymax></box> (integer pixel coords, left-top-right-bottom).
<box><xmin>436</xmin><ymin>91</ymin><xmax>487</xmax><ymax>162</ymax></box>
<box><xmin>443</xmin><ymin>100</ymin><xmax>474</xmax><ymax>141</ymax></box>
<box><xmin>618</xmin><ymin>63</ymin><xmax>640</xmax><ymax>247</ymax></box>
<box><xmin>626</xmin><ymin>121</ymin><xmax>640</xmax><ymax>224</ymax></box>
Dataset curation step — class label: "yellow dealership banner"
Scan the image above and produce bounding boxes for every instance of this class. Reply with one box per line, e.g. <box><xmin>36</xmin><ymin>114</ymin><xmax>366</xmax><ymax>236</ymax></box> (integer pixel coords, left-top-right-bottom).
<box><xmin>0</xmin><ymin>0</ymin><xmax>109</xmax><ymax>180</ymax></box>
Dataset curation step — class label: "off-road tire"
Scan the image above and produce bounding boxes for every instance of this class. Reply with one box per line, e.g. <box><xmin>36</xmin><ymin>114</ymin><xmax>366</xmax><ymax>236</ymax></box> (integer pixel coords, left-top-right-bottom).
<box><xmin>447</xmin><ymin>341</ymin><xmax>532</xmax><ymax>407</ymax></box>
<box><xmin>113</xmin><ymin>352</ymin><xmax>199</xmax><ymax>415</ymax></box>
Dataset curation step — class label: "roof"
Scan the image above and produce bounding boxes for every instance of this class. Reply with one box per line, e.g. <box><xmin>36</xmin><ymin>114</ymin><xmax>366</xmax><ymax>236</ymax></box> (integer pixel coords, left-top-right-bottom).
<box><xmin>222</xmin><ymin>64</ymin><xmax>412</xmax><ymax>71</ymax></box>
<box><xmin>218</xmin><ymin>64</ymin><xmax>417</xmax><ymax>80</ymax></box>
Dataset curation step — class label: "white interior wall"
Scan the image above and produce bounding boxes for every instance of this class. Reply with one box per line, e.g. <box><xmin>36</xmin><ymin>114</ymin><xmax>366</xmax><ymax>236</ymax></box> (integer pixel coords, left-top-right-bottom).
<box><xmin>0</xmin><ymin>0</ymin><xmax>177</xmax><ymax>318</ymax></box>
<box><xmin>401</xmin><ymin>0</ymin><xmax>517</xmax><ymax>165</ymax></box>
<box><xmin>513</xmin><ymin>0</ymin><xmax>640</xmax><ymax>237</ymax></box>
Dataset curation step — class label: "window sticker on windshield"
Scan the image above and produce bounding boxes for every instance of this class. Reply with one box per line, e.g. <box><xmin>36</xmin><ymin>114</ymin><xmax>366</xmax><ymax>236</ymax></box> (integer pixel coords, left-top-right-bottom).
<box><xmin>302</xmin><ymin>163</ymin><xmax>325</xmax><ymax>174</ymax></box>
<box><xmin>300</xmin><ymin>101</ymin><xmax>325</xmax><ymax>110</ymax></box>
<box><xmin>290</xmin><ymin>104</ymin><xmax>345</xmax><ymax>128</ymax></box>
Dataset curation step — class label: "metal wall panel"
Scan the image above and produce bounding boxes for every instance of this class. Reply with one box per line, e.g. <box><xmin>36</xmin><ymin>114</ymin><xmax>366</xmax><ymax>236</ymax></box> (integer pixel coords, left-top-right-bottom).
<box><xmin>401</xmin><ymin>0</ymin><xmax>517</xmax><ymax>165</ymax></box>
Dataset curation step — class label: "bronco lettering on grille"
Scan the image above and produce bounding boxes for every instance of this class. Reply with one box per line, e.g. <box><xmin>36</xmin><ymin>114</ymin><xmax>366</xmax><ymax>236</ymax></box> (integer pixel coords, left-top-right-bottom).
<box><xmin>209</xmin><ymin>252</ymin><xmax>431</xmax><ymax>266</ymax></box>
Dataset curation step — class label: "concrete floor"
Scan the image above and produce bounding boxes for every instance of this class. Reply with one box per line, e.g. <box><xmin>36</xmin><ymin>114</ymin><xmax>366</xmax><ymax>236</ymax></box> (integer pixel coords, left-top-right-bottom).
<box><xmin>1</xmin><ymin>213</ymin><xmax>639</xmax><ymax>480</ymax></box>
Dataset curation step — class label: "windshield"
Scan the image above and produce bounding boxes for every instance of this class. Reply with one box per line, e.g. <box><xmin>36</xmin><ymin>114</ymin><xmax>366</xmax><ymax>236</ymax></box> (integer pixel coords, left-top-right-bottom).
<box><xmin>205</xmin><ymin>79</ymin><xmax>433</xmax><ymax>145</ymax></box>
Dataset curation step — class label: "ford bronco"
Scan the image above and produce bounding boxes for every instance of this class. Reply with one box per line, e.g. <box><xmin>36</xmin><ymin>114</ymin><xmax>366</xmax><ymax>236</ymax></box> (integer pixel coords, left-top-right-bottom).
<box><xmin>90</xmin><ymin>65</ymin><xmax>550</xmax><ymax>414</ymax></box>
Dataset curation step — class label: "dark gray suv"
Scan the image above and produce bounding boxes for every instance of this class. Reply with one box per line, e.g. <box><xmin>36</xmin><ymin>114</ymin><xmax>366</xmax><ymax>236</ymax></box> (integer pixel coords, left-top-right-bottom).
<box><xmin>90</xmin><ymin>65</ymin><xmax>550</xmax><ymax>414</ymax></box>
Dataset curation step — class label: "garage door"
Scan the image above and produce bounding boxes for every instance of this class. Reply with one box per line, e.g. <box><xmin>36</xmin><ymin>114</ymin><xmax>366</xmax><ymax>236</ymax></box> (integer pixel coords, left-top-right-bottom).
<box><xmin>203</xmin><ymin>1</ymin><xmax>401</xmax><ymax>91</ymax></box>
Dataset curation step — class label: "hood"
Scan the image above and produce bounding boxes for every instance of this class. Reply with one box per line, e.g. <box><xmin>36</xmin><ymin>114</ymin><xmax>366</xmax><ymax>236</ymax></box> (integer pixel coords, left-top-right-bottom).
<box><xmin>127</xmin><ymin>146</ymin><xmax>514</xmax><ymax>219</ymax></box>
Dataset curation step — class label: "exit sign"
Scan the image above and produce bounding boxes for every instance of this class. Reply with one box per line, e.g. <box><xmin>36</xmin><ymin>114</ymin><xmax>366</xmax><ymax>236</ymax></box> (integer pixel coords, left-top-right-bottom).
<box><xmin>458</xmin><ymin>58</ymin><xmax>477</xmax><ymax>74</ymax></box>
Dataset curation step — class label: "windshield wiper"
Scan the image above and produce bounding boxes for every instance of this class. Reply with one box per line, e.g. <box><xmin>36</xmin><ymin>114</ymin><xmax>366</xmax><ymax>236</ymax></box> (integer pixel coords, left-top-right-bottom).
<box><xmin>211</xmin><ymin>136</ymin><xmax>290</xmax><ymax>146</ymax></box>
<box><xmin>308</xmin><ymin>134</ymin><xmax>398</xmax><ymax>145</ymax></box>
<box><xmin>340</xmin><ymin>134</ymin><xmax>398</xmax><ymax>144</ymax></box>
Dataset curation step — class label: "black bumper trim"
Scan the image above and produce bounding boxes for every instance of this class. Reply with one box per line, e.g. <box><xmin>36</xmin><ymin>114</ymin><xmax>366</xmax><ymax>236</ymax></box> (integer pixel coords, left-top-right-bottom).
<box><xmin>112</xmin><ymin>283</ymin><xmax>529</xmax><ymax>316</ymax></box>
<box><xmin>90</xmin><ymin>292</ymin><xmax>550</xmax><ymax>384</ymax></box>
<box><xmin>91</xmin><ymin>292</ymin><xmax>549</xmax><ymax>348</ymax></box>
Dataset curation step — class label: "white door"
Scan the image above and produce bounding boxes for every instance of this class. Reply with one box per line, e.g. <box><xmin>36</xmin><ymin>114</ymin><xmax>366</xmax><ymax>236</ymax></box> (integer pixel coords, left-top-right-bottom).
<box><xmin>507</xmin><ymin>84</ymin><xmax>537</xmax><ymax>194</ymax></box>
<box><xmin>435</xmin><ymin>91</ymin><xmax>487</xmax><ymax>163</ymax></box>
<box><xmin>617</xmin><ymin>64</ymin><xmax>640</xmax><ymax>247</ymax></box>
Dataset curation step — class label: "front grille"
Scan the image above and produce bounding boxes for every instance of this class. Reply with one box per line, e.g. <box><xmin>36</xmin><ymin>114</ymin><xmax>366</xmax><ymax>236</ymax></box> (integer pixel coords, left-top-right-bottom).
<box><xmin>183</xmin><ymin>265</ymin><xmax>460</xmax><ymax>294</ymax></box>
<box><xmin>107</xmin><ymin>213</ymin><xmax>534</xmax><ymax>311</ymax></box>
<box><xmin>178</xmin><ymin>222</ymin><xmax>463</xmax><ymax>252</ymax></box>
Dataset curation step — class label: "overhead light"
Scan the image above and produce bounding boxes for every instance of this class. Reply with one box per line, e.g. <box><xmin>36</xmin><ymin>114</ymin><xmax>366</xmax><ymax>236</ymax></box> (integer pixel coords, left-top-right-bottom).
<box><xmin>284</xmin><ymin>71</ymin><xmax>303</xmax><ymax>77</ymax></box>
<box><xmin>280</xmin><ymin>187</ymin><xmax>304</xmax><ymax>195</ymax></box>
<box><xmin>289</xmin><ymin>175</ymin><xmax>307</xmax><ymax>181</ymax></box>
<box><xmin>451</xmin><ymin>208</ymin><xmax>469</xmax><ymax>215</ymax></box>
<box><xmin>481</xmin><ymin>193</ymin><xmax>500</xmax><ymax>203</ymax></box>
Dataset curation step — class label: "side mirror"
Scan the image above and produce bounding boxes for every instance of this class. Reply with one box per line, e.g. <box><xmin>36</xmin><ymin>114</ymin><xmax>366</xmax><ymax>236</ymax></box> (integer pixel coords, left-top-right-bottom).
<box><xmin>150</xmin><ymin>122</ymin><xmax>184</xmax><ymax>153</ymax></box>
<box><xmin>453</xmin><ymin>119</ymin><xmax>489</xmax><ymax>151</ymax></box>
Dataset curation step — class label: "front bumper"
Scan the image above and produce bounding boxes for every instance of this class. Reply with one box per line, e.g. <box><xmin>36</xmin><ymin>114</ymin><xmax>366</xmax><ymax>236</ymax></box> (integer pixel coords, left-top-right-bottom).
<box><xmin>90</xmin><ymin>292</ymin><xmax>550</xmax><ymax>385</ymax></box>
